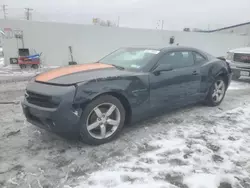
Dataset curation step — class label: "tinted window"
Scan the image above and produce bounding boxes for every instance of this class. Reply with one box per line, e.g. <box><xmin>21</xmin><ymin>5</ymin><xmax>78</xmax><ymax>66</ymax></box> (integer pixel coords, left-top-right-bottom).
<box><xmin>157</xmin><ymin>51</ymin><xmax>194</xmax><ymax>69</ymax></box>
<box><xmin>193</xmin><ymin>52</ymin><xmax>206</xmax><ymax>63</ymax></box>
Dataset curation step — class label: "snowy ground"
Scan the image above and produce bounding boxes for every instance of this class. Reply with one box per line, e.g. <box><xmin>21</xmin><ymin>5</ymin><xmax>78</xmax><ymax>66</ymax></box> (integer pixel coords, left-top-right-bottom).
<box><xmin>1</xmin><ymin>75</ymin><xmax>250</xmax><ymax>188</ymax></box>
<box><xmin>0</xmin><ymin>65</ymin><xmax>58</xmax><ymax>83</ymax></box>
<box><xmin>72</xmin><ymin>105</ymin><xmax>250</xmax><ymax>188</ymax></box>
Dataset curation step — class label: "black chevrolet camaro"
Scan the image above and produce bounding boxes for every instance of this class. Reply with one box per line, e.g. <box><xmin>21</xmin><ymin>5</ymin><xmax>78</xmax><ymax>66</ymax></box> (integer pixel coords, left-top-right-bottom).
<box><xmin>22</xmin><ymin>46</ymin><xmax>232</xmax><ymax>145</ymax></box>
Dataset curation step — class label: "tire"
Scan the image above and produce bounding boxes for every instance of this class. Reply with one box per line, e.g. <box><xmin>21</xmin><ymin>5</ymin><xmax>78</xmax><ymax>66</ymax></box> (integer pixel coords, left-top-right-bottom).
<box><xmin>205</xmin><ymin>76</ymin><xmax>226</xmax><ymax>106</ymax></box>
<box><xmin>31</xmin><ymin>64</ymin><xmax>39</xmax><ymax>69</ymax></box>
<box><xmin>19</xmin><ymin>64</ymin><xmax>26</xmax><ymax>69</ymax></box>
<box><xmin>79</xmin><ymin>95</ymin><xmax>125</xmax><ymax>145</ymax></box>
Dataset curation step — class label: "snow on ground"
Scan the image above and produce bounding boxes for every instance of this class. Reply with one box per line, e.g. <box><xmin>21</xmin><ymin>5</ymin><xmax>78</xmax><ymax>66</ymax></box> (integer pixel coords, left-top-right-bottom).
<box><xmin>0</xmin><ymin>64</ymin><xmax>59</xmax><ymax>77</ymax></box>
<box><xmin>228</xmin><ymin>80</ymin><xmax>250</xmax><ymax>90</ymax></box>
<box><xmin>0</xmin><ymin>65</ymin><xmax>59</xmax><ymax>83</ymax></box>
<box><xmin>1</xmin><ymin>76</ymin><xmax>250</xmax><ymax>188</ymax></box>
<box><xmin>70</xmin><ymin>106</ymin><xmax>250</xmax><ymax>188</ymax></box>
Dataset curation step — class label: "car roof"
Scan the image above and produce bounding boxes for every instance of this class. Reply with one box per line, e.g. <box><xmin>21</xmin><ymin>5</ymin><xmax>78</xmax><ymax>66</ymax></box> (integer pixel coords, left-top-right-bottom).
<box><xmin>160</xmin><ymin>46</ymin><xmax>201</xmax><ymax>52</ymax></box>
<box><xmin>122</xmin><ymin>45</ymin><xmax>201</xmax><ymax>52</ymax></box>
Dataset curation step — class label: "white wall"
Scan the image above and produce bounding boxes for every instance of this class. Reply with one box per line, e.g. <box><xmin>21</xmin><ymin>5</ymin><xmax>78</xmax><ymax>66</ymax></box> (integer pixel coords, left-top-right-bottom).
<box><xmin>0</xmin><ymin>19</ymin><xmax>249</xmax><ymax>66</ymax></box>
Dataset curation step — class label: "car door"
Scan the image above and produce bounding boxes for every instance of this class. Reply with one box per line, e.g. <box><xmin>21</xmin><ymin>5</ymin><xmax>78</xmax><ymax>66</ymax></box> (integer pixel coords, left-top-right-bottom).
<box><xmin>149</xmin><ymin>50</ymin><xmax>201</xmax><ymax>108</ymax></box>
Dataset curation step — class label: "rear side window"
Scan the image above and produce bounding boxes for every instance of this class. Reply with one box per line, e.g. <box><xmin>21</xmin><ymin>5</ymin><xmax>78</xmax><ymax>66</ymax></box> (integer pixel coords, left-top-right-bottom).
<box><xmin>193</xmin><ymin>52</ymin><xmax>206</xmax><ymax>64</ymax></box>
<box><xmin>157</xmin><ymin>51</ymin><xmax>194</xmax><ymax>69</ymax></box>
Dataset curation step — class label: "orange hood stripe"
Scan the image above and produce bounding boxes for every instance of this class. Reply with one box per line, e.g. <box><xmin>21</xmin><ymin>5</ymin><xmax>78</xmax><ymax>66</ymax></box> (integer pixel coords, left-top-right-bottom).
<box><xmin>35</xmin><ymin>63</ymin><xmax>113</xmax><ymax>82</ymax></box>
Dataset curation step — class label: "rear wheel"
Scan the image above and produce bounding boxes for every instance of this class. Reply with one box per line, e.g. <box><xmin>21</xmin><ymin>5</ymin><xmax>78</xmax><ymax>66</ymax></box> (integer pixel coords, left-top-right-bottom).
<box><xmin>31</xmin><ymin>64</ymin><xmax>39</xmax><ymax>69</ymax></box>
<box><xmin>205</xmin><ymin>77</ymin><xmax>226</xmax><ymax>106</ymax></box>
<box><xmin>79</xmin><ymin>95</ymin><xmax>125</xmax><ymax>145</ymax></box>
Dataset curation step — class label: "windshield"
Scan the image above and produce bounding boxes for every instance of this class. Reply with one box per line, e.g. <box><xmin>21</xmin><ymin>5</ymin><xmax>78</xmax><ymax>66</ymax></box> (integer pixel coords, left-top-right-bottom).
<box><xmin>99</xmin><ymin>48</ymin><xmax>160</xmax><ymax>70</ymax></box>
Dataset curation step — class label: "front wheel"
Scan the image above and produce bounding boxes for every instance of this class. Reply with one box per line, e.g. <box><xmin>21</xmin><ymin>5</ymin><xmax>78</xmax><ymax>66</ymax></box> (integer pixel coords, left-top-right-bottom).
<box><xmin>79</xmin><ymin>95</ymin><xmax>125</xmax><ymax>145</ymax></box>
<box><xmin>19</xmin><ymin>64</ymin><xmax>26</xmax><ymax>69</ymax></box>
<box><xmin>205</xmin><ymin>77</ymin><xmax>226</xmax><ymax>106</ymax></box>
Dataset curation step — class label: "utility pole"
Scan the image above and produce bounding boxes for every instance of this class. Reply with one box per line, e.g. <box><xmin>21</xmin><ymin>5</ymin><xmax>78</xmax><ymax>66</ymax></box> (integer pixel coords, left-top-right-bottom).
<box><xmin>25</xmin><ymin>8</ymin><xmax>33</xmax><ymax>20</ymax></box>
<box><xmin>1</xmin><ymin>4</ymin><xmax>7</xmax><ymax>19</ymax></box>
<box><xmin>161</xmin><ymin>20</ymin><xmax>164</xmax><ymax>30</ymax></box>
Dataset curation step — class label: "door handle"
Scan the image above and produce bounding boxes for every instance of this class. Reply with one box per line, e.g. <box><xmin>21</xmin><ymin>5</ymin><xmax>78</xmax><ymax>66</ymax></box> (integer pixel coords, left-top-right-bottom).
<box><xmin>192</xmin><ymin>71</ymin><xmax>198</xmax><ymax>75</ymax></box>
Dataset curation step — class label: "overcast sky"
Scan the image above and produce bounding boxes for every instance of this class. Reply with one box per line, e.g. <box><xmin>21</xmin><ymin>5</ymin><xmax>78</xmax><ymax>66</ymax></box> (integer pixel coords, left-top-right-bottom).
<box><xmin>1</xmin><ymin>0</ymin><xmax>250</xmax><ymax>30</ymax></box>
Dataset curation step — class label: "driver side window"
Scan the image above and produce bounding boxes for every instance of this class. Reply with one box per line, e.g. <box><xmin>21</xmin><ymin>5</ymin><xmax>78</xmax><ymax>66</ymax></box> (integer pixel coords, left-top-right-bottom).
<box><xmin>157</xmin><ymin>51</ymin><xmax>194</xmax><ymax>69</ymax></box>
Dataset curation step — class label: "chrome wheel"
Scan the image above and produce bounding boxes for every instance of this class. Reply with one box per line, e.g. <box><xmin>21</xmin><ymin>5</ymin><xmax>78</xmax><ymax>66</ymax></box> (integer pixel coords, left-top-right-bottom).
<box><xmin>86</xmin><ymin>103</ymin><xmax>121</xmax><ymax>140</ymax></box>
<box><xmin>212</xmin><ymin>79</ymin><xmax>225</xmax><ymax>103</ymax></box>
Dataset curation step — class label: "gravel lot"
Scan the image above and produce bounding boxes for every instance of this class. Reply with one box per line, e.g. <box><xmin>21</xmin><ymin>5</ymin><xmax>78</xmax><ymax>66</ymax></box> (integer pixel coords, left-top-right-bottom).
<box><xmin>1</xmin><ymin>77</ymin><xmax>250</xmax><ymax>188</ymax></box>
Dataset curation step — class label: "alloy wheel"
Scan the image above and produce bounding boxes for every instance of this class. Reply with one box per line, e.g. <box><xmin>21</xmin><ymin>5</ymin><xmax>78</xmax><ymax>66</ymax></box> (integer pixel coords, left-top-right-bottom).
<box><xmin>86</xmin><ymin>103</ymin><xmax>121</xmax><ymax>139</ymax></box>
<box><xmin>212</xmin><ymin>80</ymin><xmax>225</xmax><ymax>103</ymax></box>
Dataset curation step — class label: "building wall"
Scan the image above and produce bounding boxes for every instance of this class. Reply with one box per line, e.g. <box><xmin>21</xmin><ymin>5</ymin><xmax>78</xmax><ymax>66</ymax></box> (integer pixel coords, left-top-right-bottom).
<box><xmin>213</xmin><ymin>24</ymin><xmax>250</xmax><ymax>36</ymax></box>
<box><xmin>0</xmin><ymin>19</ymin><xmax>249</xmax><ymax>66</ymax></box>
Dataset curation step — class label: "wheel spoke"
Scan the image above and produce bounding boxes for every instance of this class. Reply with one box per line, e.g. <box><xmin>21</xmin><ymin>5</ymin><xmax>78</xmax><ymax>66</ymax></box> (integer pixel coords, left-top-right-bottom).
<box><xmin>215</xmin><ymin>82</ymin><xmax>219</xmax><ymax>89</ymax></box>
<box><xmin>94</xmin><ymin>107</ymin><xmax>102</xmax><ymax>118</ymax></box>
<box><xmin>217</xmin><ymin>89</ymin><xmax>223</xmax><ymax>94</ymax></box>
<box><xmin>213</xmin><ymin>94</ymin><xmax>218</xmax><ymax>101</ymax></box>
<box><xmin>105</xmin><ymin>105</ymin><xmax>116</xmax><ymax>117</ymax></box>
<box><xmin>217</xmin><ymin>81</ymin><xmax>223</xmax><ymax>89</ymax></box>
<box><xmin>107</xmin><ymin>118</ymin><xmax>119</xmax><ymax>127</ymax></box>
<box><xmin>100</xmin><ymin>124</ymin><xmax>106</xmax><ymax>138</ymax></box>
<box><xmin>87</xmin><ymin>121</ymin><xmax>100</xmax><ymax>131</ymax></box>
<box><xmin>212</xmin><ymin>92</ymin><xmax>216</xmax><ymax>97</ymax></box>
<box><xmin>216</xmin><ymin>94</ymin><xmax>220</xmax><ymax>101</ymax></box>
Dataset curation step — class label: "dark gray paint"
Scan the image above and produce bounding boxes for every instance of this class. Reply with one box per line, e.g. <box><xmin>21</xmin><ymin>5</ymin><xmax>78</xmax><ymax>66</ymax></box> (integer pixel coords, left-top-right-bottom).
<box><xmin>21</xmin><ymin>46</ymin><xmax>232</xmax><ymax>132</ymax></box>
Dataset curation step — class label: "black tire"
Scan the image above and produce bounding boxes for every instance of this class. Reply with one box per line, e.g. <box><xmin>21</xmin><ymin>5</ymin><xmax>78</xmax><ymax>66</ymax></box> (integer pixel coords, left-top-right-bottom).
<box><xmin>19</xmin><ymin>64</ymin><xmax>26</xmax><ymax>69</ymax></box>
<box><xmin>79</xmin><ymin>95</ymin><xmax>125</xmax><ymax>145</ymax></box>
<box><xmin>205</xmin><ymin>76</ymin><xmax>226</xmax><ymax>106</ymax></box>
<box><xmin>31</xmin><ymin>64</ymin><xmax>39</xmax><ymax>69</ymax></box>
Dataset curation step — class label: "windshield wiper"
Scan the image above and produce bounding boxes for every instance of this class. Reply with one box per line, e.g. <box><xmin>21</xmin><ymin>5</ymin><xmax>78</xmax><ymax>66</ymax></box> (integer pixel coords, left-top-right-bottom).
<box><xmin>98</xmin><ymin>61</ymin><xmax>125</xmax><ymax>70</ymax></box>
<box><xmin>110</xmin><ymin>64</ymin><xmax>125</xmax><ymax>70</ymax></box>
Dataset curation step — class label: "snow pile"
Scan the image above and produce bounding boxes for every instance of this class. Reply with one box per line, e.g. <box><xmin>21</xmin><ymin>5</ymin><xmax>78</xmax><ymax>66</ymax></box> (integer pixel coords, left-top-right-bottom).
<box><xmin>228</xmin><ymin>81</ymin><xmax>250</xmax><ymax>90</ymax></box>
<box><xmin>69</xmin><ymin>105</ymin><xmax>250</xmax><ymax>188</ymax></box>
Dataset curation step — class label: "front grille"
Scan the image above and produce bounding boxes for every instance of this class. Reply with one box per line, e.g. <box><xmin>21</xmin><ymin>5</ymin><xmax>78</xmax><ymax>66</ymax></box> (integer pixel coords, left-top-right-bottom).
<box><xmin>234</xmin><ymin>53</ymin><xmax>250</xmax><ymax>63</ymax></box>
<box><xmin>25</xmin><ymin>91</ymin><xmax>59</xmax><ymax>108</ymax></box>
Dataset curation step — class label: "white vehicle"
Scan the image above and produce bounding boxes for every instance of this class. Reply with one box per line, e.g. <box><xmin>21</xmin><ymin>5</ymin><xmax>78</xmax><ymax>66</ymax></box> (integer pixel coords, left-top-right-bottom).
<box><xmin>226</xmin><ymin>47</ymin><xmax>250</xmax><ymax>79</ymax></box>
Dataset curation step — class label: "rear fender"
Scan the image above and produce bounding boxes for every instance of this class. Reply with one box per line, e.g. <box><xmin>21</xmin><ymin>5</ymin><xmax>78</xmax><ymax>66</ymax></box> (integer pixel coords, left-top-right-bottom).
<box><xmin>205</xmin><ymin>61</ymin><xmax>229</xmax><ymax>94</ymax></box>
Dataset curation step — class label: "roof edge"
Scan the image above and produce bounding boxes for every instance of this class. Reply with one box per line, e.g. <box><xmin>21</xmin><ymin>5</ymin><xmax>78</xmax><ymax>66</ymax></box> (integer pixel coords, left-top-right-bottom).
<box><xmin>204</xmin><ymin>21</ymin><xmax>250</xmax><ymax>33</ymax></box>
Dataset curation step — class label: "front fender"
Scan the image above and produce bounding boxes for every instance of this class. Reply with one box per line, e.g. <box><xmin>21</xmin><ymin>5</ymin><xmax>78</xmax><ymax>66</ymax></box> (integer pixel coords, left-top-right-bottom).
<box><xmin>73</xmin><ymin>76</ymin><xmax>150</xmax><ymax>110</ymax></box>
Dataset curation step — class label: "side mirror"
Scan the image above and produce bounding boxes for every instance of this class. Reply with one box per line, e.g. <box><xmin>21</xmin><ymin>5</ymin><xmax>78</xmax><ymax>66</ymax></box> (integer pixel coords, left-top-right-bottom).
<box><xmin>153</xmin><ymin>64</ymin><xmax>173</xmax><ymax>74</ymax></box>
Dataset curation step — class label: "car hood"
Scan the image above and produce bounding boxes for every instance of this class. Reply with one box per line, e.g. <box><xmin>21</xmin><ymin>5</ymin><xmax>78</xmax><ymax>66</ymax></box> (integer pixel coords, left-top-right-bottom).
<box><xmin>229</xmin><ymin>47</ymin><xmax>250</xmax><ymax>54</ymax></box>
<box><xmin>35</xmin><ymin>63</ymin><xmax>138</xmax><ymax>85</ymax></box>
